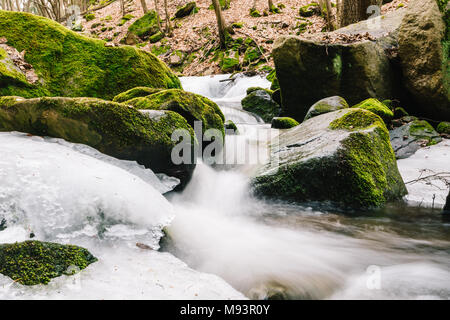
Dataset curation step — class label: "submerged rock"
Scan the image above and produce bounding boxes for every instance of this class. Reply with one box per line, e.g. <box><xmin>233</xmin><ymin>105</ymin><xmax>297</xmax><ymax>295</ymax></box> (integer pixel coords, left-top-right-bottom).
<box><xmin>0</xmin><ymin>11</ymin><xmax>180</xmax><ymax>100</ymax></box>
<box><xmin>0</xmin><ymin>97</ymin><xmax>196</xmax><ymax>184</ymax></box>
<box><xmin>0</xmin><ymin>240</ymin><xmax>97</xmax><ymax>285</ymax></box>
<box><xmin>241</xmin><ymin>89</ymin><xmax>281</xmax><ymax>123</ymax></box>
<box><xmin>304</xmin><ymin>96</ymin><xmax>349</xmax><ymax>121</ymax></box>
<box><xmin>390</xmin><ymin>120</ymin><xmax>442</xmax><ymax>159</ymax></box>
<box><xmin>252</xmin><ymin>108</ymin><xmax>407</xmax><ymax>209</ymax></box>
<box><xmin>124</xmin><ymin>89</ymin><xmax>225</xmax><ymax>136</ymax></box>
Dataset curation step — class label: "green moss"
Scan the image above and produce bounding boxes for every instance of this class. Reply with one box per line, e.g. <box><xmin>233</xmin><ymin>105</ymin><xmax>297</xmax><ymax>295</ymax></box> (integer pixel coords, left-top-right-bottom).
<box><xmin>224</xmin><ymin>119</ymin><xmax>238</xmax><ymax>133</ymax></box>
<box><xmin>408</xmin><ymin>120</ymin><xmax>442</xmax><ymax>145</ymax></box>
<box><xmin>0</xmin><ymin>10</ymin><xmax>180</xmax><ymax>100</ymax></box>
<box><xmin>84</xmin><ymin>13</ymin><xmax>95</xmax><ymax>21</ymax></box>
<box><xmin>124</xmin><ymin>89</ymin><xmax>225</xmax><ymax>136</ymax></box>
<box><xmin>232</xmin><ymin>22</ymin><xmax>244</xmax><ymax>28</ymax></box>
<box><xmin>174</xmin><ymin>2</ymin><xmax>197</xmax><ymax>18</ymax></box>
<box><xmin>266</xmin><ymin>68</ymin><xmax>280</xmax><ymax>90</ymax></box>
<box><xmin>250</xmin><ymin>8</ymin><xmax>261</xmax><ymax>17</ymax></box>
<box><xmin>352</xmin><ymin>98</ymin><xmax>394</xmax><ymax>123</ymax></box>
<box><xmin>271</xmin><ymin>117</ymin><xmax>299</xmax><ymax>129</ymax></box>
<box><xmin>128</xmin><ymin>11</ymin><xmax>159</xmax><ymax>39</ymax></box>
<box><xmin>113</xmin><ymin>87</ymin><xmax>163</xmax><ymax>103</ymax></box>
<box><xmin>247</xmin><ymin>86</ymin><xmax>273</xmax><ymax>95</ymax></box>
<box><xmin>242</xmin><ymin>89</ymin><xmax>280</xmax><ymax>122</ymax></box>
<box><xmin>149</xmin><ymin>31</ymin><xmax>165</xmax><ymax>43</ymax></box>
<box><xmin>0</xmin><ymin>240</ymin><xmax>97</xmax><ymax>285</ymax></box>
<box><xmin>220</xmin><ymin>50</ymin><xmax>240</xmax><ymax>72</ymax></box>
<box><xmin>299</xmin><ymin>2</ymin><xmax>319</xmax><ymax>17</ymax></box>
<box><xmin>243</xmin><ymin>46</ymin><xmax>262</xmax><ymax>65</ymax></box>
<box><xmin>437</xmin><ymin>121</ymin><xmax>450</xmax><ymax>134</ymax></box>
<box><xmin>329</xmin><ymin>108</ymin><xmax>385</xmax><ymax>131</ymax></box>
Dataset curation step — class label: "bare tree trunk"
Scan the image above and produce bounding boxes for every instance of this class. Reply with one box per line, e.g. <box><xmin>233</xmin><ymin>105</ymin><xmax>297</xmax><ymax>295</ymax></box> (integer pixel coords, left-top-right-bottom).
<box><xmin>211</xmin><ymin>0</ymin><xmax>226</xmax><ymax>48</ymax></box>
<box><xmin>140</xmin><ymin>0</ymin><xmax>148</xmax><ymax>13</ymax></box>
<box><xmin>153</xmin><ymin>0</ymin><xmax>162</xmax><ymax>30</ymax></box>
<box><xmin>268</xmin><ymin>0</ymin><xmax>273</xmax><ymax>10</ymax></box>
<box><xmin>319</xmin><ymin>0</ymin><xmax>334</xmax><ymax>31</ymax></box>
<box><xmin>339</xmin><ymin>0</ymin><xmax>380</xmax><ymax>28</ymax></box>
<box><xmin>163</xmin><ymin>0</ymin><xmax>171</xmax><ymax>35</ymax></box>
<box><xmin>120</xmin><ymin>0</ymin><xmax>125</xmax><ymax>16</ymax></box>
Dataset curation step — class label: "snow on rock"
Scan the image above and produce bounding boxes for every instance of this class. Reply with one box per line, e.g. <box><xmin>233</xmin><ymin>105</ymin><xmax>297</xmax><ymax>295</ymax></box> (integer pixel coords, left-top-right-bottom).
<box><xmin>397</xmin><ymin>139</ymin><xmax>450</xmax><ymax>209</ymax></box>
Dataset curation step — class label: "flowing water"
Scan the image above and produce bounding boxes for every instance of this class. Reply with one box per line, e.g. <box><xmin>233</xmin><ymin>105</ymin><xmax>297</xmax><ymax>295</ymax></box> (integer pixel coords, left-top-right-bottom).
<box><xmin>0</xmin><ymin>74</ymin><xmax>449</xmax><ymax>299</ymax></box>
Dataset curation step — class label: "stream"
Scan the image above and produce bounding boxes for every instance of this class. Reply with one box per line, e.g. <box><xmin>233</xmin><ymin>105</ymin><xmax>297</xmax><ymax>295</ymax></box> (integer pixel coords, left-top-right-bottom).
<box><xmin>0</xmin><ymin>74</ymin><xmax>449</xmax><ymax>299</ymax></box>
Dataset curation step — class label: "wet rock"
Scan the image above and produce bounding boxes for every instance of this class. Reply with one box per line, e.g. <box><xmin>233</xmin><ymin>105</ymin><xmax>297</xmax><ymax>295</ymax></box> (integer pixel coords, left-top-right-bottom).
<box><xmin>0</xmin><ymin>96</ymin><xmax>196</xmax><ymax>184</ymax></box>
<box><xmin>252</xmin><ymin>108</ymin><xmax>407</xmax><ymax>209</ymax></box>
<box><xmin>304</xmin><ymin>96</ymin><xmax>349</xmax><ymax>121</ymax></box>
<box><xmin>390</xmin><ymin>120</ymin><xmax>442</xmax><ymax>159</ymax></box>
<box><xmin>241</xmin><ymin>89</ymin><xmax>281</xmax><ymax>123</ymax></box>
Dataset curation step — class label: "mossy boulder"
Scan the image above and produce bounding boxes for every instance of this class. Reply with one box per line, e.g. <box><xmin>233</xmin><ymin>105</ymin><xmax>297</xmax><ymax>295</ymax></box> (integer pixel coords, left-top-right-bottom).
<box><xmin>0</xmin><ymin>10</ymin><xmax>180</xmax><ymax>100</ymax></box>
<box><xmin>437</xmin><ymin>121</ymin><xmax>450</xmax><ymax>134</ymax></box>
<box><xmin>241</xmin><ymin>89</ymin><xmax>281</xmax><ymax>123</ymax></box>
<box><xmin>304</xmin><ymin>96</ymin><xmax>349</xmax><ymax>121</ymax></box>
<box><xmin>271</xmin><ymin>117</ymin><xmax>299</xmax><ymax>129</ymax></box>
<box><xmin>352</xmin><ymin>98</ymin><xmax>394</xmax><ymax>123</ymax></box>
<box><xmin>272</xmin><ymin>9</ymin><xmax>406</xmax><ymax>121</ymax></box>
<box><xmin>252</xmin><ymin>108</ymin><xmax>407</xmax><ymax>209</ymax></box>
<box><xmin>124</xmin><ymin>89</ymin><xmax>225</xmax><ymax>136</ymax></box>
<box><xmin>127</xmin><ymin>10</ymin><xmax>160</xmax><ymax>40</ymax></box>
<box><xmin>113</xmin><ymin>87</ymin><xmax>163</xmax><ymax>103</ymax></box>
<box><xmin>174</xmin><ymin>2</ymin><xmax>197</xmax><ymax>18</ymax></box>
<box><xmin>0</xmin><ymin>240</ymin><xmax>97</xmax><ymax>285</ymax></box>
<box><xmin>0</xmin><ymin>96</ymin><xmax>196</xmax><ymax>183</ymax></box>
<box><xmin>246</xmin><ymin>87</ymin><xmax>273</xmax><ymax>95</ymax></box>
<box><xmin>299</xmin><ymin>2</ymin><xmax>320</xmax><ymax>17</ymax></box>
<box><xmin>224</xmin><ymin>120</ymin><xmax>239</xmax><ymax>134</ymax></box>
<box><xmin>390</xmin><ymin>119</ymin><xmax>442</xmax><ymax>159</ymax></box>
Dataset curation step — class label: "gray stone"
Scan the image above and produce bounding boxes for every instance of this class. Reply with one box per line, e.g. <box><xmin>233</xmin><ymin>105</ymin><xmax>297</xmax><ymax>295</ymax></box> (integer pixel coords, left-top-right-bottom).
<box><xmin>304</xmin><ymin>96</ymin><xmax>349</xmax><ymax>121</ymax></box>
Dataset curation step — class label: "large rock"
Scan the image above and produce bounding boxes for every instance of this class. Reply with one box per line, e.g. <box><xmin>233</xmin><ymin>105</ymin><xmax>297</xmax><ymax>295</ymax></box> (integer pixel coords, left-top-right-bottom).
<box><xmin>0</xmin><ymin>96</ymin><xmax>196</xmax><ymax>183</ymax></box>
<box><xmin>273</xmin><ymin>8</ymin><xmax>406</xmax><ymax>121</ymax></box>
<box><xmin>0</xmin><ymin>240</ymin><xmax>97</xmax><ymax>285</ymax></box>
<box><xmin>241</xmin><ymin>89</ymin><xmax>281</xmax><ymax>123</ymax></box>
<box><xmin>127</xmin><ymin>10</ymin><xmax>161</xmax><ymax>40</ymax></box>
<box><xmin>398</xmin><ymin>0</ymin><xmax>449</xmax><ymax>120</ymax></box>
<box><xmin>390</xmin><ymin>119</ymin><xmax>442</xmax><ymax>159</ymax></box>
<box><xmin>123</xmin><ymin>89</ymin><xmax>225</xmax><ymax>136</ymax></box>
<box><xmin>252</xmin><ymin>108</ymin><xmax>407</xmax><ymax>208</ymax></box>
<box><xmin>0</xmin><ymin>11</ymin><xmax>180</xmax><ymax>100</ymax></box>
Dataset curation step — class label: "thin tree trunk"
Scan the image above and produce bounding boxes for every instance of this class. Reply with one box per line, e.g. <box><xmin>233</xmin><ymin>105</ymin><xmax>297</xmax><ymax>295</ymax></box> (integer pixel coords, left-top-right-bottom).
<box><xmin>163</xmin><ymin>0</ymin><xmax>171</xmax><ymax>35</ymax></box>
<box><xmin>211</xmin><ymin>0</ymin><xmax>226</xmax><ymax>49</ymax></box>
<box><xmin>153</xmin><ymin>0</ymin><xmax>162</xmax><ymax>30</ymax></box>
<box><xmin>140</xmin><ymin>0</ymin><xmax>148</xmax><ymax>13</ymax></box>
<box><xmin>120</xmin><ymin>0</ymin><xmax>125</xmax><ymax>16</ymax></box>
<box><xmin>339</xmin><ymin>0</ymin><xmax>380</xmax><ymax>28</ymax></box>
<box><xmin>268</xmin><ymin>0</ymin><xmax>273</xmax><ymax>10</ymax></box>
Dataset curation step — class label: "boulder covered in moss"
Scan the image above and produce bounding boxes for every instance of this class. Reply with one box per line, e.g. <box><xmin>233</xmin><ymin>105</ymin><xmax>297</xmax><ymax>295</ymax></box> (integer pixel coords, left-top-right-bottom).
<box><xmin>271</xmin><ymin>117</ymin><xmax>299</xmax><ymax>129</ymax></box>
<box><xmin>304</xmin><ymin>96</ymin><xmax>349</xmax><ymax>121</ymax></box>
<box><xmin>0</xmin><ymin>240</ymin><xmax>97</xmax><ymax>285</ymax></box>
<box><xmin>113</xmin><ymin>87</ymin><xmax>163</xmax><ymax>103</ymax></box>
<box><xmin>0</xmin><ymin>11</ymin><xmax>180</xmax><ymax>100</ymax></box>
<box><xmin>390</xmin><ymin>120</ymin><xmax>442</xmax><ymax>159</ymax></box>
<box><xmin>0</xmin><ymin>96</ymin><xmax>196</xmax><ymax>183</ymax></box>
<box><xmin>252</xmin><ymin>108</ymin><xmax>407</xmax><ymax>209</ymax></box>
<box><xmin>352</xmin><ymin>98</ymin><xmax>394</xmax><ymax>123</ymax></box>
<box><xmin>299</xmin><ymin>2</ymin><xmax>320</xmax><ymax>17</ymax></box>
<box><xmin>123</xmin><ymin>89</ymin><xmax>225</xmax><ymax>136</ymax></box>
<box><xmin>127</xmin><ymin>10</ymin><xmax>161</xmax><ymax>40</ymax></box>
<box><xmin>224</xmin><ymin>120</ymin><xmax>239</xmax><ymax>134</ymax></box>
<box><xmin>272</xmin><ymin>8</ymin><xmax>406</xmax><ymax>121</ymax></box>
<box><xmin>437</xmin><ymin>121</ymin><xmax>450</xmax><ymax>135</ymax></box>
<box><xmin>174</xmin><ymin>2</ymin><xmax>197</xmax><ymax>18</ymax></box>
<box><xmin>241</xmin><ymin>89</ymin><xmax>281</xmax><ymax>123</ymax></box>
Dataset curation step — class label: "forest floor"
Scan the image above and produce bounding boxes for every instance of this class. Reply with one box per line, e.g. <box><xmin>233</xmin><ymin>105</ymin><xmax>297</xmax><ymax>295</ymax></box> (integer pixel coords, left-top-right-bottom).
<box><xmin>81</xmin><ymin>0</ymin><xmax>410</xmax><ymax>76</ymax></box>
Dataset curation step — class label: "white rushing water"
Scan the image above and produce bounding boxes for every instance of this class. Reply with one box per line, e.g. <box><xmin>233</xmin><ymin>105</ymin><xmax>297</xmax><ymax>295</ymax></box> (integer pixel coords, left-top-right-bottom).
<box><xmin>0</xmin><ymin>74</ymin><xmax>449</xmax><ymax>300</ymax></box>
<box><xmin>168</xmin><ymin>74</ymin><xmax>450</xmax><ymax>300</ymax></box>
